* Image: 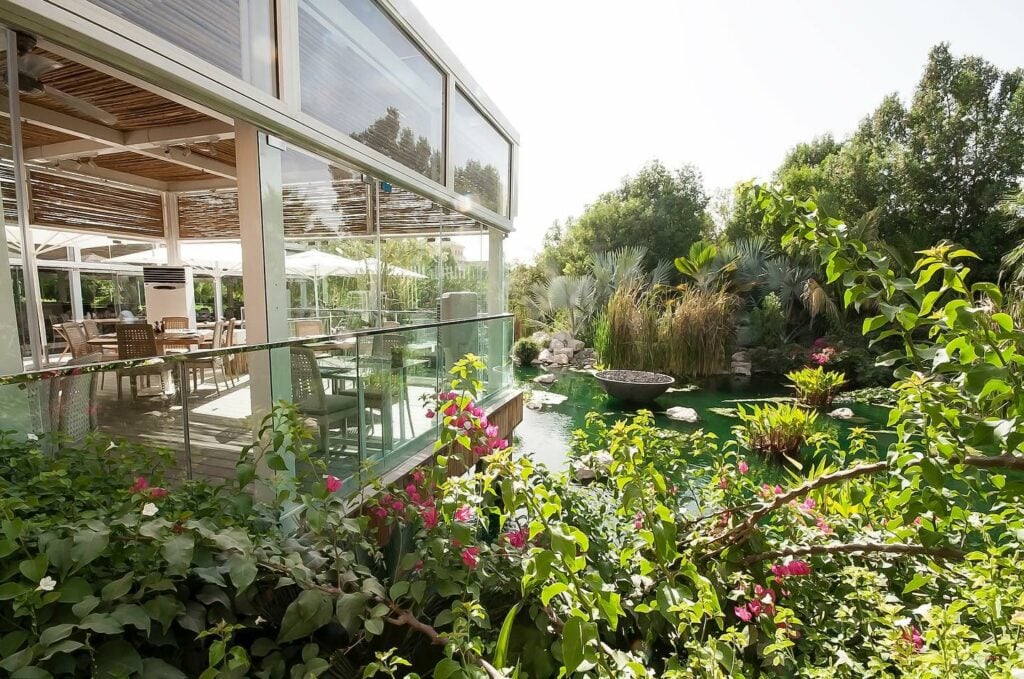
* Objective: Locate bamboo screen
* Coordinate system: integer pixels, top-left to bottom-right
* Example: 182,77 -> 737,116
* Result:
28,169 -> 165,238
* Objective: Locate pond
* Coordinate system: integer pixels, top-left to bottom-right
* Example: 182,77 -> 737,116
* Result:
512,366 -> 893,472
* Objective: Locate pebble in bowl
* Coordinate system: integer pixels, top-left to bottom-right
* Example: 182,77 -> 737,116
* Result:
594,370 -> 674,403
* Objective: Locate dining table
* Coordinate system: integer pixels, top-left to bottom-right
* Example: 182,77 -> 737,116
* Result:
86,329 -> 214,353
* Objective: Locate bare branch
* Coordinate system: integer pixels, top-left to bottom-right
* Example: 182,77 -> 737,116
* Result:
964,454 -> 1024,472
740,541 -> 966,566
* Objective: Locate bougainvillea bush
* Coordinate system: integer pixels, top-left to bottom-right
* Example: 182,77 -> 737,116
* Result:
4,188 -> 1024,677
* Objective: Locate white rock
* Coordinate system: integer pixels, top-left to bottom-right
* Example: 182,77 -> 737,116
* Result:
538,349 -> 553,363
569,339 -> 585,353
553,330 -> 573,344
554,347 -> 575,358
732,361 -> 752,376
665,406 -> 700,423
531,331 -> 551,345
731,350 -> 750,362
550,353 -> 570,366
529,391 -> 568,407
550,338 -> 566,351
829,407 -> 855,420
533,373 -> 557,385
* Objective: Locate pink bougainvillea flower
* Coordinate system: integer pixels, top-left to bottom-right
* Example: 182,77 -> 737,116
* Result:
747,599 -> 762,617
902,626 -> 924,652
774,485 -> 784,495
412,470 -> 425,484
754,584 -> 776,603
443,403 -> 458,417
478,417 -> 489,429
506,526 -> 528,549
391,500 -> 405,513
413,559 -> 424,572
484,424 -> 500,439
373,507 -> 388,520
816,517 -> 833,535
717,510 -> 731,528
738,460 -> 749,474
421,506 -> 439,530
634,512 -> 644,530
771,563 -> 790,581
130,477 -> 149,494
325,475 -> 342,493
800,497 -> 816,511
787,560 -> 812,576
454,505 -> 474,522
149,487 -> 169,499
913,516 -> 923,526
425,409 -> 435,419
734,605 -> 752,622
812,337 -> 828,349
718,476 -> 729,490
460,546 -> 481,569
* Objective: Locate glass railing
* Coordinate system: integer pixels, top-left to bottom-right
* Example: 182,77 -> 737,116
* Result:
0,314 -> 514,490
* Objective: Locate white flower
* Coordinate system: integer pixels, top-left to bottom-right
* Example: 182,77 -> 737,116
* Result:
36,576 -> 56,592
141,502 -> 159,517
254,616 -> 266,625
26,433 -> 38,442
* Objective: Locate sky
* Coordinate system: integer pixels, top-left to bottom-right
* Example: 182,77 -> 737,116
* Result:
413,0 -> 1024,262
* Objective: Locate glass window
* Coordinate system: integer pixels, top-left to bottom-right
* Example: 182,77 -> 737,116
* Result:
452,90 -> 511,216
87,0 -> 277,93
298,0 -> 444,182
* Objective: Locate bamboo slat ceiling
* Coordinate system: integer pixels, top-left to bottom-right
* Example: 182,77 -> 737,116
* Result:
95,152 -> 218,183
0,119 -> 80,148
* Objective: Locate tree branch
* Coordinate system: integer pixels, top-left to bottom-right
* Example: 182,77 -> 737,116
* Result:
740,541 -> 966,566
964,454 -> 1024,472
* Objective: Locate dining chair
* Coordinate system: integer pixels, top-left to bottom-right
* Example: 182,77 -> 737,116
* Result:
183,320 -> 228,395
47,353 -> 103,442
293,319 -> 324,338
61,322 -> 92,359
221,318 -> 238,384
290,346 -> 360,456
115,323 -> 170,401
163,316 -> 191,331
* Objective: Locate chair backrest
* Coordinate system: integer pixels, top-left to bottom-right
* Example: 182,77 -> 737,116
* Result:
116,323 -> 158,359
293,319 -> 324,338
163,316 -> 190,331
223,318 -> 236,347
82,319 -> 101,339
290,347 -> 325,408
371,332 -> 406,362
62,322 -> 91,359
51,353 -> 103,442
211,320 -> 224,350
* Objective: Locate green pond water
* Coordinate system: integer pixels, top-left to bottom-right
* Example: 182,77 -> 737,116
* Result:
512,366 -> 894,471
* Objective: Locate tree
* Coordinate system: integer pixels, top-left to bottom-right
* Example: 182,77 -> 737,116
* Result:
558,161 -> 712,271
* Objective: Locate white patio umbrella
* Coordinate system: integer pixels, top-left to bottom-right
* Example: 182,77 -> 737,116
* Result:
105,242 -> 244,275
284,250 -> 365,315
359,257 -> 426,279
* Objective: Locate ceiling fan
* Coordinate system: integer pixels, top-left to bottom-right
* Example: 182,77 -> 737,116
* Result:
7,32 -> 118,126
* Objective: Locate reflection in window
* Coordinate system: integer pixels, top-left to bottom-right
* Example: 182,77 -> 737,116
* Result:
298,0 -> 443,182
87,0 -> 277,93
452,90 -> 510,216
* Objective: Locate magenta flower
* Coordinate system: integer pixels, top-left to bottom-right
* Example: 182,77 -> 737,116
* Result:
454,505 -> 474,522
718,476 -> 729,490
774,485 -> 783,495
634,512 -> 644,530
325,475 -> 342,493
747,598 -> 762,617
786,560 -> 812,576
738,460 -> 749,474
460,546 -> 481,569
902,626 -> 924,652
506,526 -> 528,549
734,605 -> 752,622
412,470 -> 425,484
816,517 -> 833,535
443,403 -> 458,417
149,487 -> 169,499
754,584 -> 775,602
130,477 -> 149,494
800,497 -> 816,511
426,409 -> 435,419
413,559 -> 424,572
421,506 -> 439,530
485,424 -> 499,438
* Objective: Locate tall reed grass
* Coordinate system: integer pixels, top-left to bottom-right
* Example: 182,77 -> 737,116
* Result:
598,286 -> 737,377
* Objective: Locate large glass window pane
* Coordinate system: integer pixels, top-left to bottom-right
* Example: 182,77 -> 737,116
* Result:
452,90 -> 511,216
298,0 -> 444,182
87,0 -> 277,93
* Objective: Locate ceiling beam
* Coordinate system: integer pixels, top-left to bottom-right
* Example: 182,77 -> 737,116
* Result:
50,159 -> 169,191
167,177 -> 237,192
131,145 -> 235,179
23,119 -> 234,162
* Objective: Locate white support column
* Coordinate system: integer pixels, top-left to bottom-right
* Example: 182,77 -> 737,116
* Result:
69,247 -> 84,321
6,29 -> 45,368
487,228 -> 505,314
213,274 -> 224,321
236,121 -> 289,394
162,192 -> 182,265
275,0 -> 301,109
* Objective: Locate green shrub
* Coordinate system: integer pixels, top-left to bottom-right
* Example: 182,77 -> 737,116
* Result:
737,402 -> 818,461
787,366 -> 847,408
512,338 -> 541,365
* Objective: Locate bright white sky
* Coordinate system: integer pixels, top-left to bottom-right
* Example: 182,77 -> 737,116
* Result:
415,0 -> 1024,262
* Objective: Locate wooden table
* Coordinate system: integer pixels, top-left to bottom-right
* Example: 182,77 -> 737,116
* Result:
87,329 -> 214,353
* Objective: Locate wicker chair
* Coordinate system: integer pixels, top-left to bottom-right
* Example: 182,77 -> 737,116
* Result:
290,346 -> 360,455
59,322 -> 92,359
366,332 -> 415,437
163,316 -> 191,331
293,319 -> 324,338
48,353 -> 103,442
115,323 -> 170,401
183,320 -> 228,395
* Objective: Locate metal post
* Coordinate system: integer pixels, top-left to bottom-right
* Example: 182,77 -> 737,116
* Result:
6,29 -> 46,368
178,362 -> 193,480
162,192 -> 182,265
69,246 -> 84,321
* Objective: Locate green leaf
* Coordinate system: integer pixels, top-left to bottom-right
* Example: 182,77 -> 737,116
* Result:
433,658 -> 464,679
100,573 -> 133,602
161,534 -> 194,573
38,624 -> 76,648
69,529 -> 108,574
78,613 -> 123,635
19,555 -> 48,583
335,592 -> 369,634
561,616 -> 587,675
541,582 -> 568,606
94,639 -> 142,677
363,616 -> 384,636
140,658 -> 187,679
228,554 -> 257,593
278,590 -> 332,643
112,604 -> 151,634
57,577 -> 92,604
903,573 -> 931,594
493,602 -> 521,669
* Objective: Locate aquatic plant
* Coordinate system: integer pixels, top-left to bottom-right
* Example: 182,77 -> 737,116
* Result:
787,365 -> 847,408
738,401 -> 818,460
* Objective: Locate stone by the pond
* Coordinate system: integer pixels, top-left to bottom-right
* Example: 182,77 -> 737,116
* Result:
538,348 -> 552,363
665,406 -> 700,423
828,407 -> 855,420
550,353 -> 570,366
533,373 -> 557,385
708,407 -> 739,418
553,330 -> 573,344
569,339 -> 585,353
550,338 -> 565,351
572,450 -> 613,482
529,391 -> 567,406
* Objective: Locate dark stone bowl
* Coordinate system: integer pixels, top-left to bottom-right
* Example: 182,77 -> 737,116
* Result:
595,370 -> 674,403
